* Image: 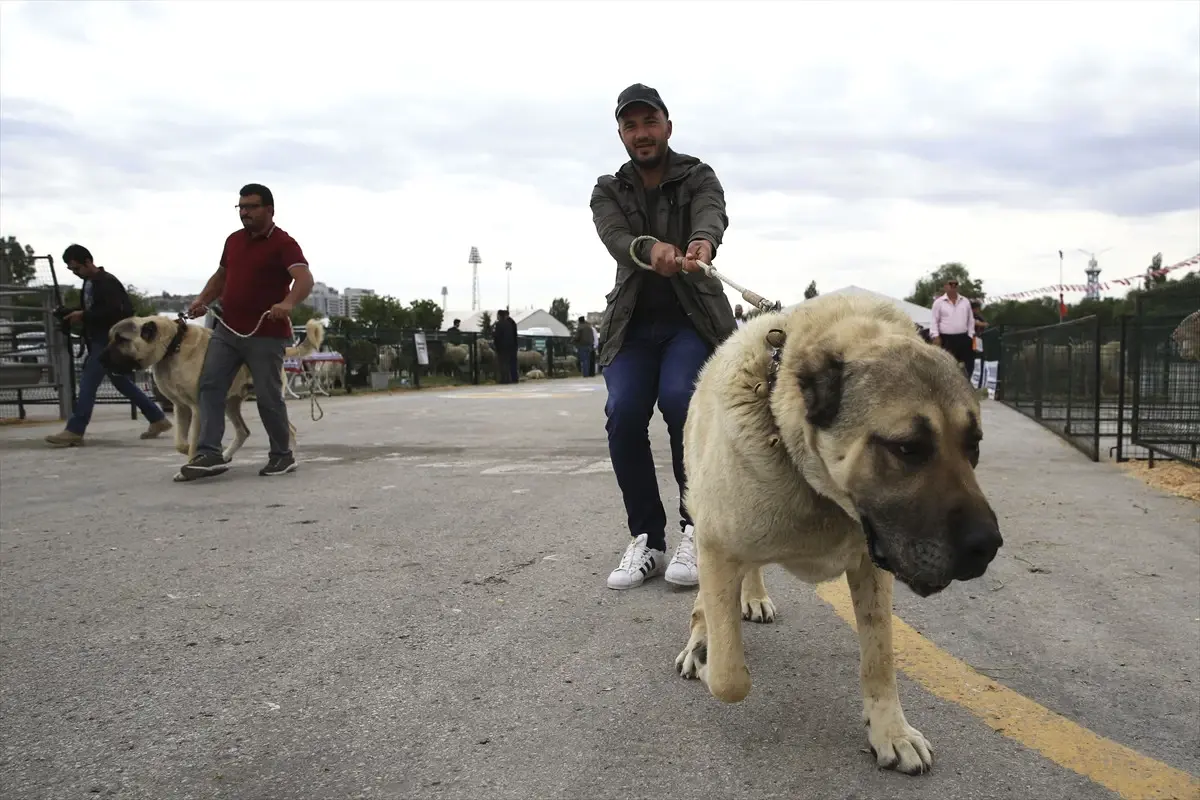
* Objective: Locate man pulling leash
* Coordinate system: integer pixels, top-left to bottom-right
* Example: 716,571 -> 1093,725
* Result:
177,182 -> 315,482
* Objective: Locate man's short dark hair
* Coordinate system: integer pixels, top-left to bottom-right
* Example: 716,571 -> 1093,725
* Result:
453,318 -> 461,325
62,244 -> 93,264
240,183 -> 274,207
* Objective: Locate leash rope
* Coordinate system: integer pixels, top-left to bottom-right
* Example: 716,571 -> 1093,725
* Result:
183,307 -> 325,421
628,235 -> 782,314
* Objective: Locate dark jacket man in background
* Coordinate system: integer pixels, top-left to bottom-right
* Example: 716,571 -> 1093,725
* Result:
44,244 -> 171,447
573,316 -> 596,377
590,83 -> 736,592
492,309 -> 519,383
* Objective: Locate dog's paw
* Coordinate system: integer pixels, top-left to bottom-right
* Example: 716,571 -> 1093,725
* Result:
675,641 -> 707,680
220,450 -> 234,464
175,443 -> 189,455
866,714 -> 934,775
741,595 -> 777,624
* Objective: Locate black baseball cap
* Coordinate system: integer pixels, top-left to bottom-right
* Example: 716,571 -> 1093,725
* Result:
615,83 -> 669,120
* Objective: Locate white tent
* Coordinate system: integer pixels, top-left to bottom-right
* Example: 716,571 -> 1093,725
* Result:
786,285 -> 933,329
442,308 -> 572,337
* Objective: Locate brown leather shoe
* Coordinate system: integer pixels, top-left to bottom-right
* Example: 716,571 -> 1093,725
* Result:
44,430 -> 84,447
140,419 -> 173,439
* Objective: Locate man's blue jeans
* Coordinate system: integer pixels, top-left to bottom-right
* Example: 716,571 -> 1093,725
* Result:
67,337 -> 166,435
577,345 -> 593,377
603,320 -> 712,549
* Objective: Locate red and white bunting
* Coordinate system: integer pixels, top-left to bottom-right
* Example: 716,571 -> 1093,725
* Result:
987,253 -> 1200,303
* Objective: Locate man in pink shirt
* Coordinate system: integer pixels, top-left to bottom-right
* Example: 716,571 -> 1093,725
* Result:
929,278 -> 975,378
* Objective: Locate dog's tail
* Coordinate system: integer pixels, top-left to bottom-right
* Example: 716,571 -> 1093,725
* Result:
286,318 -> 325,358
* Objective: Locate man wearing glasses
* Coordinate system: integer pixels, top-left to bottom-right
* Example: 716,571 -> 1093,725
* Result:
929,278 -> 976,378
179,183 -> 314,481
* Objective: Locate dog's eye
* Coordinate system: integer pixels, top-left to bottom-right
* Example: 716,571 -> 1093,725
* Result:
884,439 -> 930,464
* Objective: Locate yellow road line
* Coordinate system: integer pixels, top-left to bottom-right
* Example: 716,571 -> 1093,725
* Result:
815,580 -> 1200,800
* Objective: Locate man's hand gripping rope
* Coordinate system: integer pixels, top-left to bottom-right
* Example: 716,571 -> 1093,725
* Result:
628,235 -> 782,314
180,305 -> 324,422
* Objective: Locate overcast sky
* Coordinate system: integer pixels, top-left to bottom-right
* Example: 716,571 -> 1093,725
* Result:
1,0 -> 1197,316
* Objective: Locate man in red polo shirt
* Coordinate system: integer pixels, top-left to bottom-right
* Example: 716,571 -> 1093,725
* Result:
178,183 -> 314,481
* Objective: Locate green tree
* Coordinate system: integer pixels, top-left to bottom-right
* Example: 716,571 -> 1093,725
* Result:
124,284 -> 157,316
980,297 -> 1060,328
356,295 -> 412,330
549,297 -> 574,332
290,303 -> 322,325
803,280 -> 819,300
0,236 -> 37,286
479,310 -> 494,338
905,263 -> 985,307
1064,296 -> 1131,327
409,298 -> 444,330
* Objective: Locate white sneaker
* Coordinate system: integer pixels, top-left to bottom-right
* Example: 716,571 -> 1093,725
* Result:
665,524 -> 699,586
607,533 -> 667,590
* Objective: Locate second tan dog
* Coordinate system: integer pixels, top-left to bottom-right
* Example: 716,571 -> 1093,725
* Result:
674,292 -> 1003,776
99,316 -> 324,462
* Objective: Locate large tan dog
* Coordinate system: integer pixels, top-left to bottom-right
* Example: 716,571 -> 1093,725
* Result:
674,292 -> 1002,775
98,316 -> 324,462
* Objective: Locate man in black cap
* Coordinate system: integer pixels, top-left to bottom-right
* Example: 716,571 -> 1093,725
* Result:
590,82 -> 736,592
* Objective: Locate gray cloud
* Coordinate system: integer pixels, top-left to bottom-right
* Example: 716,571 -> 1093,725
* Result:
3,41 -> 1197,226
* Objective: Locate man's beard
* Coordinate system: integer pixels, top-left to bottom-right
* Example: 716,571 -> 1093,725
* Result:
627,142 -> 665,168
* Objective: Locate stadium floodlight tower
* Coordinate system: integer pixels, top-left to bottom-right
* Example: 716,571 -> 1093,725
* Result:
469,246 -> 482,311
505,261 -> 512,310
440,286 -> 448,311
1076,247 -> 1110,302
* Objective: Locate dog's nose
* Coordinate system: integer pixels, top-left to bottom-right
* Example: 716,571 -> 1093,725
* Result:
953,515 -> 1003,581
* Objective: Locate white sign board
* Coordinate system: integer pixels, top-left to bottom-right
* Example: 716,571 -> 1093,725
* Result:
414,331 -> 429,366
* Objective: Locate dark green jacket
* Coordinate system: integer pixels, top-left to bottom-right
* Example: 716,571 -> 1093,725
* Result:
590,148 -> 736,366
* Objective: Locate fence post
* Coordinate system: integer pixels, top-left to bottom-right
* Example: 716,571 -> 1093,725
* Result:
994,326 -> 1006,402
1064,338 -> 1074,436
469,332 -> 479,385
1115,314 -> 1128,462
44,296 -> 74,421
1033,333 -> 1044,420
1129,296 -> 1143,448
1090,316 -> 1102,461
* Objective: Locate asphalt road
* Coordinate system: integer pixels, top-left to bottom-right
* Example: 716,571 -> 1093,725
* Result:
1,379 -> 1197,800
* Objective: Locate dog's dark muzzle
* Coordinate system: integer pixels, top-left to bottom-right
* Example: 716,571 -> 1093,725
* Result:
98,348 -> 139,375
861,516 -> 891,573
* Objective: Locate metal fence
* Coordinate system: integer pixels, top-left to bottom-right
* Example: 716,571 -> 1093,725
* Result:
0,282 -> 74,421
1127,281 -> 1200,466
996,280 -> 1200,465
317,328 -> 586,392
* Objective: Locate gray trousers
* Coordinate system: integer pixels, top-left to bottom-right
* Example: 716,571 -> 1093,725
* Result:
196,326 -> 292,459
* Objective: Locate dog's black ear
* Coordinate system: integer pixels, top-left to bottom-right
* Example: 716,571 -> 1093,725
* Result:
140,321 -> 158,342
796,347 -> 845,429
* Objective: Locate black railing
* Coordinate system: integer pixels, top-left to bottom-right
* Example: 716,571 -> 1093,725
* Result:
323,329 -> 586,392
1128,281 -> 1200,466
996,280 -> 1200,466
997,316 -> 1112,461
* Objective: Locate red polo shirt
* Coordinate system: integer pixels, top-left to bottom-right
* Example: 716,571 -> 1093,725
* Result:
218,224 -> 308,338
